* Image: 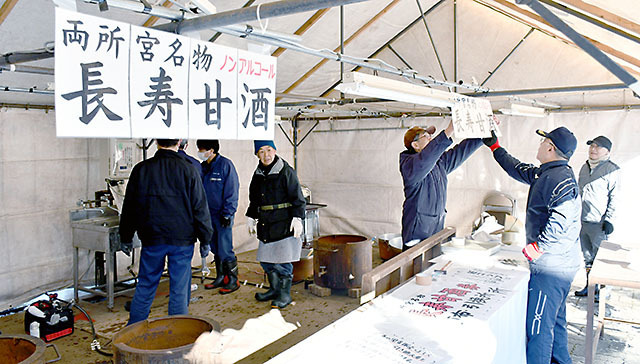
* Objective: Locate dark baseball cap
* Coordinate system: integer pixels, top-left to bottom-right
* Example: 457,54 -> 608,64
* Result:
536,126 -> 577,159
587,135 -> 612,151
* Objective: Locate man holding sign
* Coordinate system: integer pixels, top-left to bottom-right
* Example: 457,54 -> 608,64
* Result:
399,120 -> 483,250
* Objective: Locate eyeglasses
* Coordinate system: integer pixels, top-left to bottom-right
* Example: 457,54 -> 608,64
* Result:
413,133 -> 431,142
540,137 -> 556,148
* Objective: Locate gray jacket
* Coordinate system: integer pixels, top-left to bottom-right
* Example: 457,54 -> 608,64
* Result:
578,159 -> 620,224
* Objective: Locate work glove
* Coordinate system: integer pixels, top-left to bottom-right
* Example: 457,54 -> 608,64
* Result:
602,221 -> 614,235
247,217 -> 257,236
522,242 -> 543,262
121,241 -> 133,257
200,243 -> 211,258
483,130 -> 500,151
220,215 -> 232,228
290,217 -> 304,238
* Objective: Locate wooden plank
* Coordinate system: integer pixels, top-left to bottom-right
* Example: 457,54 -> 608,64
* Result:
271,8 -> 330,58
0,0 -> 19,27
476,0 -> 640,76
279,0 -> 402,99
360,227 -> 455,304
557,0 -> 640,36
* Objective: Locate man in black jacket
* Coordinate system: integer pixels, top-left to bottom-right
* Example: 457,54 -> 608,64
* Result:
120,139 -> 213,325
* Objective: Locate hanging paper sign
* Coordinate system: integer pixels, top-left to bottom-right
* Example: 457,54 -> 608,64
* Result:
236,49 -> 277,140
188,41 -> 238,139
451,96 -> 498,139
55,7 -> 131,138
130,25 -> 189,138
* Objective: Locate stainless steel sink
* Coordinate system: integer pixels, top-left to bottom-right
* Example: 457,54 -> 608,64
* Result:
70,206 -> 135,309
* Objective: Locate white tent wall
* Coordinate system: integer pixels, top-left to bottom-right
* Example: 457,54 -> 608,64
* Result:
0,112 -> 294,309
0,108 -> 109,310
296,109 -> 640,246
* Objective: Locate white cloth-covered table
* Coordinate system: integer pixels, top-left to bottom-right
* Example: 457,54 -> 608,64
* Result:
267,246 -> 529,364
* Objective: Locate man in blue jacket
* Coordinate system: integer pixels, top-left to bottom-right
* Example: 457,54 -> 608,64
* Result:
483,127 -> 581,364
196,139 -> 240,294
400,120 -> 483,249
119,139 -> 213,325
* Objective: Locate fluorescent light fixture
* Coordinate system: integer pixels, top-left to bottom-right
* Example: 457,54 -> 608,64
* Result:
499,103 -> 546,118
336,72 -> 458,108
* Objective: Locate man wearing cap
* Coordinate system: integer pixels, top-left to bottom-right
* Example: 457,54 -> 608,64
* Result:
247,140 -> 306,309
399,120 -> 483,250
574,135 -> 620,299
483,127 -> 581,364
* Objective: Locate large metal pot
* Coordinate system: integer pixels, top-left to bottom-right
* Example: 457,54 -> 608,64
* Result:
0,335 -> 47,364
292,248 -> 314,281
375,233 -> 403,260
313,234 -> 371,290
113,315 -> 220,364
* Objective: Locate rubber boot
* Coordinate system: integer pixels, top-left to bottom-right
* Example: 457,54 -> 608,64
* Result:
575,267 -> 591,296
204,258 -> 225,290
271,276 -> 292,309
255,271 -> 280,301
219,258 -> 240,295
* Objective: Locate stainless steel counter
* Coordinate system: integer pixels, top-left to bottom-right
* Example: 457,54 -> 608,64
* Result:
71,207 -> 136,309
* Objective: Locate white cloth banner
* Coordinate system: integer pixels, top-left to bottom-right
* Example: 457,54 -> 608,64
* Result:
188,40 -> 238,140
130,26 -> 190,138
54,8 -> 277,140
55,7 -> 131,138
236,49 -> 277,140
267,253 -> 529,364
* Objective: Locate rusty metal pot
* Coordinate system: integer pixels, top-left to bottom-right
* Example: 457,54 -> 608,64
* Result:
112,315 -> 220,364
292,248 -> 314,281
0,335 -> 55,364
313,234 -> 371,290
375,233 -> 403,260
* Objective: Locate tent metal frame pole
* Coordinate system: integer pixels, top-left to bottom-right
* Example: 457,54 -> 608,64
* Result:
416,0 -> 447,81
208,0 -> 256,42
339,5 -> 345,96
318,0 -> 450,97
0,65 -> 54,75
453,0 -> 458,90
516,0 -> 640,96
481,28 -> 534,86
466,83 -> 627,97
226,26 -> 484,91
0,50 -> 54,67
386,45 -> 427,85
154,0 -> 372,33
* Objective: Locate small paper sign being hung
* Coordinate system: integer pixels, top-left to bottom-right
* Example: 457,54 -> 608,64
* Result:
54,7 -> 277,140
55,7 -> 131,138
451,97 -> 500,139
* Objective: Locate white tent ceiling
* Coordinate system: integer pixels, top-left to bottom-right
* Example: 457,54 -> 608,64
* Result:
1,0 -> 639,118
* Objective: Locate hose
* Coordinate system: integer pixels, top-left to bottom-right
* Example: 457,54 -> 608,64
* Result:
56,298 -> 113,357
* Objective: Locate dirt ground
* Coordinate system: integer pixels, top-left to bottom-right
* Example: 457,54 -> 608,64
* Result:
0,248 -> 377,363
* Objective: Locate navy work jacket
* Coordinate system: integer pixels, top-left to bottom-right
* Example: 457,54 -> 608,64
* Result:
493,147 -> 581,271
119,149 -> 213,247
201,154 -> 239,218
399,132 -> 482,246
